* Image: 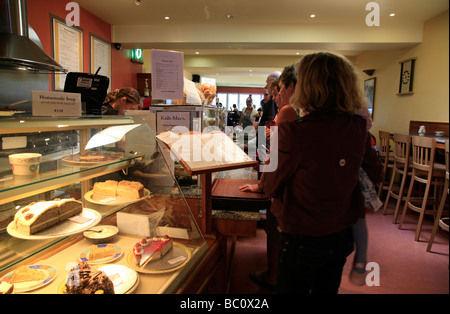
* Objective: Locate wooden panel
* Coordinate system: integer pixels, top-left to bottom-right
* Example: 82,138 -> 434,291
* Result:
213,218 -> 257,237
409,121 -> 449,137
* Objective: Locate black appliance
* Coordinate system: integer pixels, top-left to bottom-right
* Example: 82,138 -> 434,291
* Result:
64,72 -> 109,115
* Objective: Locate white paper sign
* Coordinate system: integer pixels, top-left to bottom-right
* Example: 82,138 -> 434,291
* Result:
151,50 -> 184,100
184,78 -> 202,105
156,111 -> 190,133
31,90 -> 82,116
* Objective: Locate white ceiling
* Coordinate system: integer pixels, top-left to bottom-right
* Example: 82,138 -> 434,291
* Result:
75,0 -> 449,86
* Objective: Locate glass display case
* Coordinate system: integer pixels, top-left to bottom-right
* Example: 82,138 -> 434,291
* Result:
0,115 -> 208,294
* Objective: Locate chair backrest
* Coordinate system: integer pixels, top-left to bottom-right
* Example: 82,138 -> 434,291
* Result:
378,131 -> 391,159
393,133 -> 411,165
411,136 -> 437,173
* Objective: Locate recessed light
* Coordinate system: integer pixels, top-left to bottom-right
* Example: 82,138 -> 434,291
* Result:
389,13 -> 395,17
195,51 -> 200,55
225,14 -> 236,19
310,14 -> 316,18
164,16 -> 170,20
296,52 -> 300,55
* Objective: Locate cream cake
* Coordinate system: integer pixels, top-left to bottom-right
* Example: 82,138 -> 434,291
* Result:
132,235 -> 173,267
13,198 -> 83,235
93,180 -> 144,199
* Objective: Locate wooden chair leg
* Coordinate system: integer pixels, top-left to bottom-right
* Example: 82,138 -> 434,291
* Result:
399,174 -> 415,230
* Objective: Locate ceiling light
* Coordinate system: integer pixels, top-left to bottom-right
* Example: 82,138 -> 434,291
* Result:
225,14 -> 236,19
195,51 -> 200,54
296,52 -> 300,55
310,14 -> 316,18
389,13 -> 396,17
135,0 -> 141,5
164,16 -> 170,20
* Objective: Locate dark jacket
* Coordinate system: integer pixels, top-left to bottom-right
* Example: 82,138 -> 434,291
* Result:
260,110 -> 383,237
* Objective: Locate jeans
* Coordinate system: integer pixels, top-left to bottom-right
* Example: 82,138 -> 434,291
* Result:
277,227 -> 354,294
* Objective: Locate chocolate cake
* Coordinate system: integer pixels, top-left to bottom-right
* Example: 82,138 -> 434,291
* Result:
65,262 -> 114,294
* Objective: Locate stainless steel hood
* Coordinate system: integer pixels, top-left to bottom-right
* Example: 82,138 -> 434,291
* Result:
0,0 -> 67,73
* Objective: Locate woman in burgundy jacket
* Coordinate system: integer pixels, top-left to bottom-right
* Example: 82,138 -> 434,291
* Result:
260,52 -> 383,294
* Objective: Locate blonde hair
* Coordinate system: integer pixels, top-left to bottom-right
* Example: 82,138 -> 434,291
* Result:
291,52 -> 365,114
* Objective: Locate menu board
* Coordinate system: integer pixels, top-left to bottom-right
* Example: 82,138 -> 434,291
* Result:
151,50 -> 184,100
156,131 -> 257,174
90,34 -> 111,90
52,17 -> 83,90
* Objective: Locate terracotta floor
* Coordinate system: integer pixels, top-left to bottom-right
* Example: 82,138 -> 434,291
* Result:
226,202 -> 449,294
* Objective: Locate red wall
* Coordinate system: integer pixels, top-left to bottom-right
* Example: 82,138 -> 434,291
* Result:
27,0 -> 141,90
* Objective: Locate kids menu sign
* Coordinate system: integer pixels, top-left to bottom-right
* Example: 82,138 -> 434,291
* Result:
156,111 -> 190,133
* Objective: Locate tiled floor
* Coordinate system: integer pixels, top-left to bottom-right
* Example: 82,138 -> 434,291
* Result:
227,203 -> 449,294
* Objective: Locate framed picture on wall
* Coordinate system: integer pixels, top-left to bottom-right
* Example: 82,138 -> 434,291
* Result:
364,77 -> 376,120
398,58 -> 416,95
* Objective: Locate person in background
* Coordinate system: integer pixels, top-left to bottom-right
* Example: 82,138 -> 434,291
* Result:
240,96 -> 259,130
257,71 -> 281,128
240,65 -> 300,291
260,51 -> 382,294
113,87 -> 141,115
102,89 -> 119,115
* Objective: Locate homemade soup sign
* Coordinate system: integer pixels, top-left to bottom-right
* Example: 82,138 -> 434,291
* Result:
32,90 -> 82,116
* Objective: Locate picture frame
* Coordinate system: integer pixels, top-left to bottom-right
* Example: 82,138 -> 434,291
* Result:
398,58 -> 416,95
50,14 -> 83,91
364,77 -> 376,120
89,33 -> 112,92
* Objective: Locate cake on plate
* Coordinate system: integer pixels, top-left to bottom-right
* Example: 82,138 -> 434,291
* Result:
93,180 -> 144,199
12,198 -> 83,235
65,262 -> 114,294
0,281 -> 14,294
132,235 -> 173,267
10,265 -> 47,283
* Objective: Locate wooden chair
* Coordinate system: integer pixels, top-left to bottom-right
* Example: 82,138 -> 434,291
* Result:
427,141 -> 449,252
399,136 -> 446,241
382,133 -> 412,224
378,131 -> 395,198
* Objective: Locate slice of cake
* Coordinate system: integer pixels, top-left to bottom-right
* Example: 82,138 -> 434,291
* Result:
117,181 -> 144,199
0,281 -> 14,294
93,180 -> 118,197
66,262 -> 114,294
88,246 -> 117,261
132,235 -> 173,267
11,265 -> 47,283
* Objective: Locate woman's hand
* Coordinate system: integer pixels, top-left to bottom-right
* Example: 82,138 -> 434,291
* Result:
239,184 -> 262,193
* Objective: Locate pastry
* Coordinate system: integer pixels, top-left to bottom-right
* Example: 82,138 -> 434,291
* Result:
10,265 -> 47,283
93,180 -> 118,197
132,235 -> 173,267
13,198 -> 83,235
116,181 -> 144,199
88,246 -> 116,261
65,262 -> 114,294
0,281 -> 14,294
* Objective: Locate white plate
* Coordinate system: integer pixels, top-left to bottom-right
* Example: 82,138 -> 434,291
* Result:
84,188 -> 151,206
6,208 -> 101,240
0,264 -> 57,293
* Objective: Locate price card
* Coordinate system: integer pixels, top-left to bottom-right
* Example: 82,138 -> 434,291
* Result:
32,90 -> 82,116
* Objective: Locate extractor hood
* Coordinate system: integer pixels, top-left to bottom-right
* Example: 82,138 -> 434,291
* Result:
0,0 -> 67,73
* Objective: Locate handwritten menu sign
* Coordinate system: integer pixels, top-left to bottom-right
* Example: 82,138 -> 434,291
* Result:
151,50 -> 184,100
52,18 -> 83,90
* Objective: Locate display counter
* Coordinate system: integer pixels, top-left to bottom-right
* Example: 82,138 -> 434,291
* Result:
0,115 -> 216,294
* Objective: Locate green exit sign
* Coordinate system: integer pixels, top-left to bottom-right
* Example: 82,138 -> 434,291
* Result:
131,49 -> 144,64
